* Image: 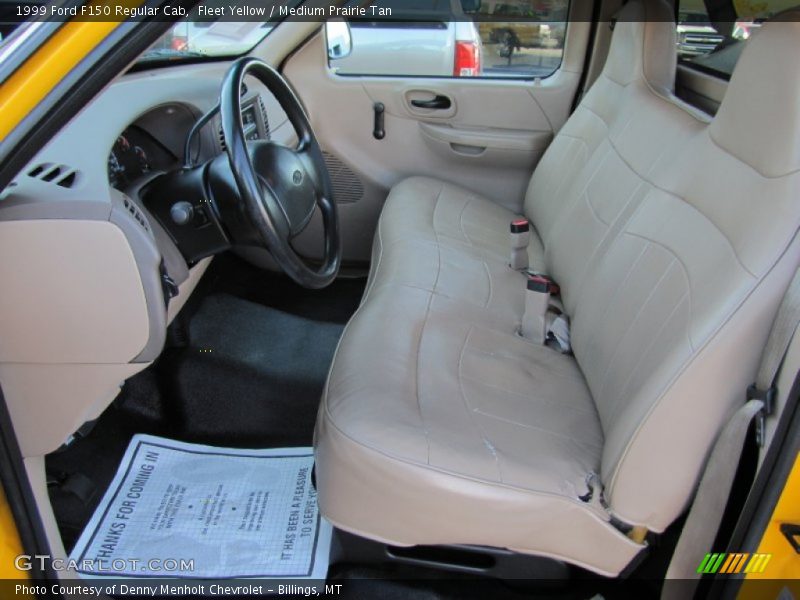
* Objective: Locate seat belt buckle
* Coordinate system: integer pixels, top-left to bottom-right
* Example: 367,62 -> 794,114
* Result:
521,274 -> 556,343
527,274 -> 560,295
509,219 -> 530,271
747,383 -> 776,447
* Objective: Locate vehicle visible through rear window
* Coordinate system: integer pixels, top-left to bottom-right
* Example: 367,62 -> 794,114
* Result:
676,0 -> 795,77
327,0 -> 569,79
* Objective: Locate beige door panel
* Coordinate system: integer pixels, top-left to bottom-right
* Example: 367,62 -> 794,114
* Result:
283,21 -> 589,263
419,121 -> 553,166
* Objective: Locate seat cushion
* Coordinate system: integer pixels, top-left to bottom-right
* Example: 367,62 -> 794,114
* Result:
365,176 -> 544,313
377,176 -> 544,261
325,284 -> 601,491
315,283 -> 643,575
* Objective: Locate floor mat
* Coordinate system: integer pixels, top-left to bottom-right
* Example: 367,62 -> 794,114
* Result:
206,253 -> 366,325
69,434 -> 331,579
163,293 -> 345,447
48,287 -> 354,551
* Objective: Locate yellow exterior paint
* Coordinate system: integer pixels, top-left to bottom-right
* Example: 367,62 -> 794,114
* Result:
0,484 -> 25,579
738,452 -> 800,599
746,452 -> 800,580
0,2 -> 143,585
0,21 -> 116,140
0,0 -> 148,141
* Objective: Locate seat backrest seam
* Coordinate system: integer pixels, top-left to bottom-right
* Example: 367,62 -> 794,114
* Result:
603,226 -> 800,522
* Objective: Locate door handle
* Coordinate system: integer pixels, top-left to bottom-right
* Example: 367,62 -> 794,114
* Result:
410,95 -> 452,110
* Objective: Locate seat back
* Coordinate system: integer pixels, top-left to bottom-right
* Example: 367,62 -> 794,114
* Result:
523,0 -> 678,260
569,17 -> 800,530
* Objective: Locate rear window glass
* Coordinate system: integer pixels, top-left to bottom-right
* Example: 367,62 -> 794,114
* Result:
327,0 -> 570,80
676,0 -> 796,78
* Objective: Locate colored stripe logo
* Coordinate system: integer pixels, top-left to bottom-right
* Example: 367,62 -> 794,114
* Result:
696,553 -> 772,574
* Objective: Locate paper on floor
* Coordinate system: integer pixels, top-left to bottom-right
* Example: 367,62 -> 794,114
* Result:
69,434 -> 331,579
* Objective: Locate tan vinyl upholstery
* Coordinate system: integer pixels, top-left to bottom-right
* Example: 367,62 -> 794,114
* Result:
314,0 -> 800,576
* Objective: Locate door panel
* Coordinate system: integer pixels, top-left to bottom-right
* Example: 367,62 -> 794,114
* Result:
404,90 -> 457,117
418,121 -> 553,164
282,21 -> 590,264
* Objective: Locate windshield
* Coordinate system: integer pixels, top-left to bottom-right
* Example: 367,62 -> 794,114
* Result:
139,0 -> 299,63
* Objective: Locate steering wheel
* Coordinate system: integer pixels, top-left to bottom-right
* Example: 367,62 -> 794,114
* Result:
220,57 -> 340,289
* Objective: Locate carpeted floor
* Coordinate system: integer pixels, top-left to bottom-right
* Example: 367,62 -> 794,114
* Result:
46,254 -> 365,551
160,292 -> 346,448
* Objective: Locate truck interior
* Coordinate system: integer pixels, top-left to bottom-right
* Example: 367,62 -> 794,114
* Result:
0,0 -> 798,597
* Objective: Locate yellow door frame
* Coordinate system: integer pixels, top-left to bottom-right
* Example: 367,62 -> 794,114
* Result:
0,1 -> 144,576
745,451 -> 800,580
0,484 -> 25,579
0,1 -> 146,141
737,451 -> 800,598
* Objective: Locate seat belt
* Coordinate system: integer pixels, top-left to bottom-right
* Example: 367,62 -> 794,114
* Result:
661,400 -> 763,599
521,274 -> 557,344
511,218 -> 571,352
662,265 -> 800,598
520,274 -> 572,352
749,263 -> 800,444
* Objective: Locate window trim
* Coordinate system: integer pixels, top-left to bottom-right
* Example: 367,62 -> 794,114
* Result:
676,58 -> 733,82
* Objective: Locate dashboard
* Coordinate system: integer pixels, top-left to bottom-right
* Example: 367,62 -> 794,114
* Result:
2,60 -> 293,371
106,92 -> 272,193
0,58 -> 296,469
108,127 -> 172,190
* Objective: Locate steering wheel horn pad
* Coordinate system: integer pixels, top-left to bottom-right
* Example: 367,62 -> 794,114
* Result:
250,142 -> 316,236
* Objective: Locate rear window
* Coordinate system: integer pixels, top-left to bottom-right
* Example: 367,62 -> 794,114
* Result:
327,0 -> 570,80
676,0 -> 795,78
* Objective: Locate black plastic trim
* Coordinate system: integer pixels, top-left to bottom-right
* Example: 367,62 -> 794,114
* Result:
677,58 -> 733,82
125,53 -> 230,74
570,0 -> 602,113
779,523 -> 800,554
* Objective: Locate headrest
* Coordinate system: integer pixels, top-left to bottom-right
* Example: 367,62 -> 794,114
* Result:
709,12 -> 800,178
603,0 -> 678,97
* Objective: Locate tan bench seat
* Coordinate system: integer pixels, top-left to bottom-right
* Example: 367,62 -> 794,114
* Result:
314,0 -> 800,576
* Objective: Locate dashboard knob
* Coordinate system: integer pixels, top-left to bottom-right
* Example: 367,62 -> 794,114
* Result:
170,201 -> 194,226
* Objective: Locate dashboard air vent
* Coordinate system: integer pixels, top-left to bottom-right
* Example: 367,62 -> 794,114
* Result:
218,125 -> 227,152
27,163 -> 79,188
259,97 -> 271,140
217,98 -> 270,150
323,152 -> 364,204
122,195 -> 151,233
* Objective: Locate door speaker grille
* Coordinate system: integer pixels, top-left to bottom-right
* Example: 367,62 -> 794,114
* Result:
323,152 -> 363,204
